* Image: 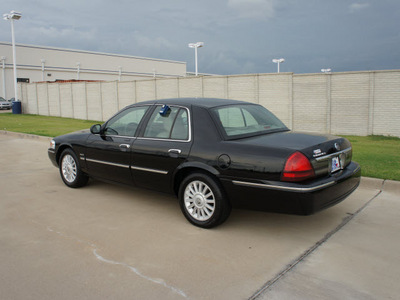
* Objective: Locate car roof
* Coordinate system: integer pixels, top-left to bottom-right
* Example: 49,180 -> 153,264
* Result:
132,98 -> 256,109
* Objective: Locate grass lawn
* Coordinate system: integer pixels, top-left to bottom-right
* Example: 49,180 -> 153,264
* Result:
0,113 -> 100,137
344,135 -> 400,181
1,113 -> 399,181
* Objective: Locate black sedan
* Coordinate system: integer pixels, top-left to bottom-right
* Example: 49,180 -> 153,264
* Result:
48,98 -> 361,228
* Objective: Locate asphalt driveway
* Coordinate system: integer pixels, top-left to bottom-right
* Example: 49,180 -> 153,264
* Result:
0,131 -> 399,299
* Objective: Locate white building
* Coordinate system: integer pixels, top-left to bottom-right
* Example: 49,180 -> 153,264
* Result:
0,42 -> 187,100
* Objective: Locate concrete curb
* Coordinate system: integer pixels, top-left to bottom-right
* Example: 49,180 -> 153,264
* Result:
383,179 -> 400,194
0,130 -> 53,142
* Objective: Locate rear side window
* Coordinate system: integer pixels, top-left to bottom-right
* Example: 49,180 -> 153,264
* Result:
212,104 -> 287,138
144,105 -> 189,140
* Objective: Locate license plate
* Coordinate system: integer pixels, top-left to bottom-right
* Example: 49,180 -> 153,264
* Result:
331,156 -> 341,173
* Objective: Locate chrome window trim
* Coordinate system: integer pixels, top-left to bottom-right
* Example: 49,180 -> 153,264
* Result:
100,134 -> 137,139
137,137 -> 191,143
85,158 -> 130,169
315,147 -> 352,162
93,104 -> 192,141
130,165 -> 168,175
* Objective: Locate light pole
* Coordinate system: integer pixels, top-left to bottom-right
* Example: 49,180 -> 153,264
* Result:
1,56 -> 6,98
272,58 -> 285,73
3,10 -> 22,103
321,68 -> 332,73
41,59 -> 46,81
76,62 -> 81,80
188,42 -> 204,76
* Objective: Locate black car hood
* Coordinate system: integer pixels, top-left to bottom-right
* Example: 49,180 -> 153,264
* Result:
54,129 -> 91,142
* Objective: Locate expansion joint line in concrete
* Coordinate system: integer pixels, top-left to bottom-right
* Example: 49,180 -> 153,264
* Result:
248,180 -> 386,300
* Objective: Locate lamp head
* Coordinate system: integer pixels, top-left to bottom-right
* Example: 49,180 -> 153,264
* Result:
272,58 -> 285,63
188,42 -> 204,48
3,11 -> 22,20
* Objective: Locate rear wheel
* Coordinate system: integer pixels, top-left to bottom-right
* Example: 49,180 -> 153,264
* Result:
59,148 -> 88,188
179,173 -> 231,228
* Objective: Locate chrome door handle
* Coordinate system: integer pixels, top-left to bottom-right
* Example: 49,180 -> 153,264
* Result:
168,149 -> 181,158
119,144 -> 131,151
168,149 -> 181,154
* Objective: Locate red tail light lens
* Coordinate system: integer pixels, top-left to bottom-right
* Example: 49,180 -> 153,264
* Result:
282,151 -> 315,182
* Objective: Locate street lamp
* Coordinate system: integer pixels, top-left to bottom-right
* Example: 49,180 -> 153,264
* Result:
3,10 -> 22,105
272,58 -> 285,73
188,42 -> 204,76
1,57 -> 6,98
321,68 -> 332,73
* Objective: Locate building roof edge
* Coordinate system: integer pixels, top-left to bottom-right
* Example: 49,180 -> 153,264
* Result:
0,41 -> 186,65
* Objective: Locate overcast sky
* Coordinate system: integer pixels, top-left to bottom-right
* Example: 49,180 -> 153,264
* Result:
1,0 -> 399,75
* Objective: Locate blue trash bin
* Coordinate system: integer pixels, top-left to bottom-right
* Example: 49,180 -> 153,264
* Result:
12,101 -> 22,114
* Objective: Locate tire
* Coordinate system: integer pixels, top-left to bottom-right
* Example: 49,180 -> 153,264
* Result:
59,148 -> 89,188
179,173 -> 231,228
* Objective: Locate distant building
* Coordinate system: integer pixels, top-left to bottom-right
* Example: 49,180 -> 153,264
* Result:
0,42 -> 187,100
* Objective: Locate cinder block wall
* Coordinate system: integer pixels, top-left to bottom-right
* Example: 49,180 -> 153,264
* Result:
19,70 -> 400,137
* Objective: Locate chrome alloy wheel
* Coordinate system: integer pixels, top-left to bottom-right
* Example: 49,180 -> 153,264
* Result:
61,154 -> 77,183
184,180 -> 216,221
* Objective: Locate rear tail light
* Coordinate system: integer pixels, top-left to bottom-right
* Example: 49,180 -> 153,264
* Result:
282,151 -> 315,182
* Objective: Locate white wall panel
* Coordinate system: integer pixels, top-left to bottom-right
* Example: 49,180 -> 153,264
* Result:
156,78 -> 179,99
101,82 -> 119,121
71,83 -> 87,120
86,82 -> 102,121
48,84 -> 61,117
118,81 -> 136,110
59,84 -> 73,118
36,83 -> 49,116
259,74 -> 292,127
136,80 -> 156,102
293,74 -> 328,133
331,73 -> 370,136
178,77 -> 202,98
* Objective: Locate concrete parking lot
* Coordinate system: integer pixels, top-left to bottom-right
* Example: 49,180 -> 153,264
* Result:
0,131 -> 399,300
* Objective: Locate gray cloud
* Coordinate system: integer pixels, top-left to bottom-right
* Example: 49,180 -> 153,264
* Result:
1,0 -> 399,75
349,2 -> 371,13
227,0 -> 276,20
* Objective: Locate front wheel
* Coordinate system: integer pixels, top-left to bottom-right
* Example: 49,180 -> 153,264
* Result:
179,173 -> 231,228
59,148 -> 89,188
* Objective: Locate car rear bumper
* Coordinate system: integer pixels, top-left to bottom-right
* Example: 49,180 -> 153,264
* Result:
222,162 -> 361,215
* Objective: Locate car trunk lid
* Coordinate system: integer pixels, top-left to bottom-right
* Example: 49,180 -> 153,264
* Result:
243,131 -> 353,179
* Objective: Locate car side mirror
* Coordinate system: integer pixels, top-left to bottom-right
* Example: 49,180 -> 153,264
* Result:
90,124 -> 102,134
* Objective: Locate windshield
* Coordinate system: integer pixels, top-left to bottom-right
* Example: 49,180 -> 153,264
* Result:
212,104 -> 288,139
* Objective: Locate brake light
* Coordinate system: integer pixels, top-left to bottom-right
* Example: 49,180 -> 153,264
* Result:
282,151 -> 315,182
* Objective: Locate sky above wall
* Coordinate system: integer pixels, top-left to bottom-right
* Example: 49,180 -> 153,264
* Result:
1,0 -> 399,75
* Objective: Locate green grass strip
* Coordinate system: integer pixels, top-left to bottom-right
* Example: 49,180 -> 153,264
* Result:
344,135 -> 400,181
0,113 -> 100,137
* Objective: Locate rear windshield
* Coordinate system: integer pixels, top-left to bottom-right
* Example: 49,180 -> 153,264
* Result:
212,104 -> 288,139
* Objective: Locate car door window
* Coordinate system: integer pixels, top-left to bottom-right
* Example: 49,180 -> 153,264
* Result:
171,109 -> 189,140
104,106 -> 148,137
144,105 -> 189,140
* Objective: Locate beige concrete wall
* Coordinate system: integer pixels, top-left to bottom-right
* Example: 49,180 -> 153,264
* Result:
19,70 -> 400,137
